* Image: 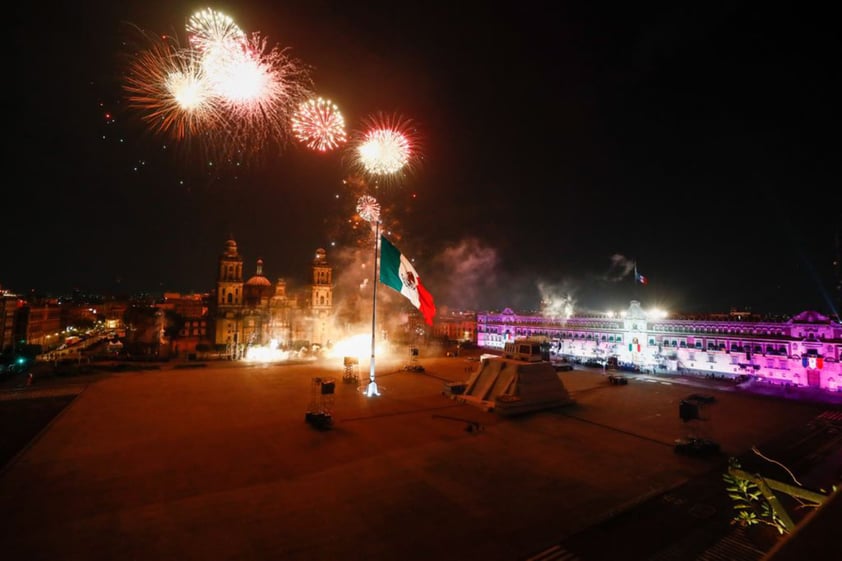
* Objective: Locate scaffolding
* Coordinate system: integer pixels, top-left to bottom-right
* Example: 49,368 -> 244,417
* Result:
342,356 -> 359,384
305,377 -> 335,429
403,346 -> 424,372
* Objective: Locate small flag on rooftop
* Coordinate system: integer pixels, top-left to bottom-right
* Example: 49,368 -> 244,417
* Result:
634,264 -> 648,285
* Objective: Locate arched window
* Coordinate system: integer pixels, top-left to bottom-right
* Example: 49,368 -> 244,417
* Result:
227,292 -> 233,304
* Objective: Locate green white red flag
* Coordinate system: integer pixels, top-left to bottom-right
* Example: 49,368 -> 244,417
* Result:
379,235 -> 436,325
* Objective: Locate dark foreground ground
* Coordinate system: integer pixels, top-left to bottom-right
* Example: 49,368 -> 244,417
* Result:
1,356 -> 840,561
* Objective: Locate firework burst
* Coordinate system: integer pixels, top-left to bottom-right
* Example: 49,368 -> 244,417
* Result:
356,195 -> 381,223
121,11 -> 313,167
123,32 -> 225,140
325,175 -> 408,252
349,113 -> 421,182
186,8 -> 245,54
292,97 -> 347,152
208,32 -> 312,149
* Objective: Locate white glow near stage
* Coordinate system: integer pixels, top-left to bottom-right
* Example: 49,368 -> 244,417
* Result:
326,333 -> 393,366
244,339 -> 294,363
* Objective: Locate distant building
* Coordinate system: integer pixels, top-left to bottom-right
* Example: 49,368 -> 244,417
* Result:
478,301 -> 842,392
0,287 -> 22,354
160,292 -> 211,357
210,238 -> 334,358
431,308 -> 477,344
21,301 -> 63,350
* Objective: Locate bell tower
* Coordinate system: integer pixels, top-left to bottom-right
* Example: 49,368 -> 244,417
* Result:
215,238 -> 244,349
311,248 -> 333,346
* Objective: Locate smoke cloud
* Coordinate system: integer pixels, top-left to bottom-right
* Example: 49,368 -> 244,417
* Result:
605,254 -> 636,282
426,237 -> 500,310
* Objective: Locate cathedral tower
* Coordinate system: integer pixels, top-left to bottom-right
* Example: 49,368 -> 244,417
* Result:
311,248 -> 333,346
214,238 -> 244,349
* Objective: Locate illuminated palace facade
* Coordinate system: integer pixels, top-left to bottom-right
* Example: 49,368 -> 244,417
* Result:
211,238 -> 334,357
477,301 -> 842,392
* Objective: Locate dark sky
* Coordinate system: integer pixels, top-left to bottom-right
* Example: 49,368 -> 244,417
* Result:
8,1 -> 841,316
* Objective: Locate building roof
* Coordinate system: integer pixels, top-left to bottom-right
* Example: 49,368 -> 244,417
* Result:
246,258 -> 272,287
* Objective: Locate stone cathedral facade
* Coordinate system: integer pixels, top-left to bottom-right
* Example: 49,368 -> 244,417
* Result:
211,238 -> 334,357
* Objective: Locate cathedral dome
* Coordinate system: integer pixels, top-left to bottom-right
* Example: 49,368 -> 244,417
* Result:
246,258 -> 272,287
246,276 -> 272,287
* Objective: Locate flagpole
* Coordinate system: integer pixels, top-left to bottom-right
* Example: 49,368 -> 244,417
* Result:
366,220 -> 381,397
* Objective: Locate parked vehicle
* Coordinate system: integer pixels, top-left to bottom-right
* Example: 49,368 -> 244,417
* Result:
607,374 -> 628,385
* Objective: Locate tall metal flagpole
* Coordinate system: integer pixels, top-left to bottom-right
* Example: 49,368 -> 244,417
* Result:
366,220 -> 381,397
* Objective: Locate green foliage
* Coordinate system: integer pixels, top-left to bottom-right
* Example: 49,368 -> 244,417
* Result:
723,461 -> 788,535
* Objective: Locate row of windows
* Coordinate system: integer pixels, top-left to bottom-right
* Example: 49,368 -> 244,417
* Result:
477,325 -> 837,346
479,318 -> 838,340
480,330 -> 792,352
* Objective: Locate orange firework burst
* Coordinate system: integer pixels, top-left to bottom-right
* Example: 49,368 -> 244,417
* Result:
122,32 -> 226,140
120,10 -> 314,167
292,97 -> 347,152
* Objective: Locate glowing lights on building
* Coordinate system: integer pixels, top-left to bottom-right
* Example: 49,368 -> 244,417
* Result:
477,303 -> 842,392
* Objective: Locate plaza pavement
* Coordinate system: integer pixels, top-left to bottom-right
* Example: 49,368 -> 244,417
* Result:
0,356 -> 837,561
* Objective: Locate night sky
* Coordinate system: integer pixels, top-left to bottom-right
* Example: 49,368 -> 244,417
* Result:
9,1 -> 841,317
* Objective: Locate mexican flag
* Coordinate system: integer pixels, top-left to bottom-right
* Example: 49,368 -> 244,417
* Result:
380,235 -> 436,325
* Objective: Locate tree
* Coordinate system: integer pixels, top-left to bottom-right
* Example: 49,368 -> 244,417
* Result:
122,305 -> 163,356
163,310 -> 185,342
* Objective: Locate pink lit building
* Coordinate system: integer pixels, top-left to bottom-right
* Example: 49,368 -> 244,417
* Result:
477,301 -> 842,392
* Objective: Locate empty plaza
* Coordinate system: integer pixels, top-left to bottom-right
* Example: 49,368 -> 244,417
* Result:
0,356 -> 837,560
